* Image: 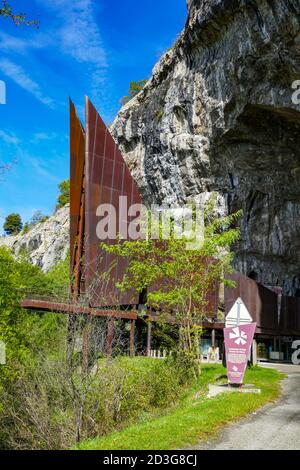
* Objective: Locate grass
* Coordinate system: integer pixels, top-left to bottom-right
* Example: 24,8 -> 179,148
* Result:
77,363 -> 284,450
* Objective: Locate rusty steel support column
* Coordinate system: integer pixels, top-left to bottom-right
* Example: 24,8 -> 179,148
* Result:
211,328 -> 216,348
147,321 -> 152,357
130,320 -> 136,357
107,318 -> 115,356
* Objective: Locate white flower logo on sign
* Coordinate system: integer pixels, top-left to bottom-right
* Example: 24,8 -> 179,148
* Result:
229,327 -> 248,345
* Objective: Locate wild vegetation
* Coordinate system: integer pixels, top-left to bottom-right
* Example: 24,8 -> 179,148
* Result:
78,365 -> 283,450
0,246 -> 284,450
56,179 -> 70,211
102,208 -> 241,377
3,212 -> 23,235
0,247 -> 194,449
120,79 -> 147,106
0,206 -> 282,451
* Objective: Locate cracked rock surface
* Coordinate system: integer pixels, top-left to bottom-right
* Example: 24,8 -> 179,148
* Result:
0,205 -> 69,272
111,0 -> 300,294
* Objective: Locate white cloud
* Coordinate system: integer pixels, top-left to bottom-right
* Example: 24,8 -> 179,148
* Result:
0,130 -> 20,146
28,156 -> 60,182
38,0 -> 107,82
0,59 -> 55,107
0,1 -> 108,111
0,31 -> 49,54
30,132 -> 57,144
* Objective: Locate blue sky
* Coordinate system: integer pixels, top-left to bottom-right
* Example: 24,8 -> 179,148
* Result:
0,0 -> 186,232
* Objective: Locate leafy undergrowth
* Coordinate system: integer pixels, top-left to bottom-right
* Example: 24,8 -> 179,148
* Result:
77,364 -> 284,450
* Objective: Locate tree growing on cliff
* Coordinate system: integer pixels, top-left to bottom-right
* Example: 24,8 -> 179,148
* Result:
120,79 -> 147,106
56,179 -> 70,210
0,0 -> 39,27
3,213 -> 23,235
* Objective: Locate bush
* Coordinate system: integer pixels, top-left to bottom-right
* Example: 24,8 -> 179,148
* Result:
0,355 -> 189,450
120,79 -> 147,106
56,179 -> 70,210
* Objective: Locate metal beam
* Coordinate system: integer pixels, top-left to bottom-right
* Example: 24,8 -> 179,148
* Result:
21,299 -> 138,320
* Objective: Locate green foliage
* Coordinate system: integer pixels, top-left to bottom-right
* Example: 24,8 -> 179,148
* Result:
78,365 -> 283,450
120,79 -> 147,106
102,209 -> 242,377
44,253 -> 70,298
0,0 -> 39,27
21,222 -> 30,235
156,110 -> 164,121
129,79 -> 147,97
56,179 -> 70,210
3,212 -> 22,235
0,247 -> 65,388
151,322 -> 178,351
0,355 -> 188,450
0,249 -> 193,450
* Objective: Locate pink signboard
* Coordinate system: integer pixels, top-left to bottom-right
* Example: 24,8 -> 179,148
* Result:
223,322 -> 256,385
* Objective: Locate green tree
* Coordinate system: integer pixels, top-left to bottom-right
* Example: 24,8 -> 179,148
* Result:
0,247 -> 53,382
0,0 -> 39,27
120,79 -> 147,106
56,179 -> 70,210
102,209 -> 241,377
3,213 -> 23,235
21,223 -> 30,235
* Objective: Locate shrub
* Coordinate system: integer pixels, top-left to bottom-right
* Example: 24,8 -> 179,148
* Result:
56,179 -> 70,210
0,355 -> 189,450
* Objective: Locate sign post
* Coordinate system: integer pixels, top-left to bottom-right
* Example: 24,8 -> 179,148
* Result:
224,298 -> 256,386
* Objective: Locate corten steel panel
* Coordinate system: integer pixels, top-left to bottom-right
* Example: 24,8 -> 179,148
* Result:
85,97 -> 142,307
148,257 -> 219,319
70,99 -> 85,285
225,273 -> 279,335
279,296 -> 300,336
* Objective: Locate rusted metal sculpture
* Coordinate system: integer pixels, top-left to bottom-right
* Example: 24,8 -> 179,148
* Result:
84,97 -> 142,307
70,99 -> 86,297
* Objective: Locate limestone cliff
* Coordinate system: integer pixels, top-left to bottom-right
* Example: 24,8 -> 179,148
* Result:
111,0 -> 300,295
0,205 -> 69,271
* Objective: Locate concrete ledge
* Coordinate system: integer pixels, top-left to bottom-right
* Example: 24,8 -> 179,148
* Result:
208,383 -> 261,398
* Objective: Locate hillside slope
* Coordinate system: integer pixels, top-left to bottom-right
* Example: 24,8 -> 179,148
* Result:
0,205 -> 69,271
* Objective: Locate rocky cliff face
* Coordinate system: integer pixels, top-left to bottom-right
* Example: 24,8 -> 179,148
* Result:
111,0 -> 300,295
0,205 -> 69,271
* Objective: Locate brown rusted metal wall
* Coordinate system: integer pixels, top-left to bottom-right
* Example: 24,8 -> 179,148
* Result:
225,273 -> 279,335
279,296 -> 300,336
70,99 -> 85,293
84,97 -> 142,307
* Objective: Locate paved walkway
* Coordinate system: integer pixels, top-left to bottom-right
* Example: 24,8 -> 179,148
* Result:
195,363 -> 300,450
